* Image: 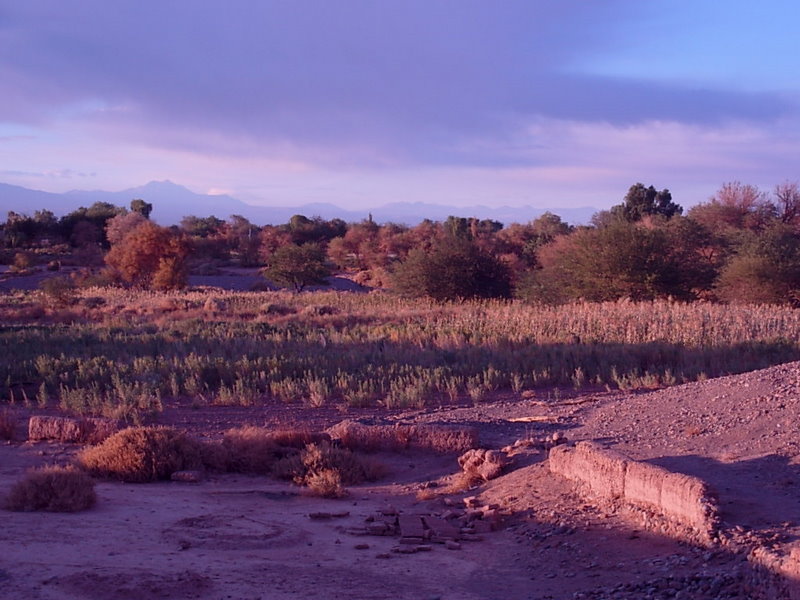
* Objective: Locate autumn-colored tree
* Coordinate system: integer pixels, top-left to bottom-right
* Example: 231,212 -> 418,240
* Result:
105,212 -> 148,245
105,221 -> 190,290
688,182 -> 776,234
259,225 -> 293,262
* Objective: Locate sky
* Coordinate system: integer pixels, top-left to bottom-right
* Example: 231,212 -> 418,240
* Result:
1,1 -> 799,213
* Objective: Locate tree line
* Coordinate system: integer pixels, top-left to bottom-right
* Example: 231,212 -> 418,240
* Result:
3,181 -> 800,305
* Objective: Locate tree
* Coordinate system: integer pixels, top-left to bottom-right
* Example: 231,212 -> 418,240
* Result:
59,202 -> 125,247
130,199 -> 153,219
392,237 -> 511,301
180,215 -> 225,238
774,181 -> 800,226
715,222 -> 800,304
263,243 -> 331,292
611,183 -> 682,222
689,182 -> 776,234
105,221 -> 190,290
524,219 -> 709,303
105,212 -> 148,245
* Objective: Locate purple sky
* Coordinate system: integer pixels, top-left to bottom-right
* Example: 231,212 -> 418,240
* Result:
1,1 -> 799,212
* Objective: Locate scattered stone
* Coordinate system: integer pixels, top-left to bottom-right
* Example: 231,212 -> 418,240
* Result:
463,496 -> 481,508
445,541 -> 462,550
171,470 -> 203,483
354,544 -> 370,550
398,515 -> 426,538
308,511 -> 350,520
423,516 -> 460,541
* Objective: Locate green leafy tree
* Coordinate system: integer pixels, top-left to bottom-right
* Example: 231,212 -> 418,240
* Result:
611,183 -> 682,222
130,199 -> 153,219
392,237 -> 511,301
263,243 -> 331,292
716,223 -> 800,304
523,219 -> 710,303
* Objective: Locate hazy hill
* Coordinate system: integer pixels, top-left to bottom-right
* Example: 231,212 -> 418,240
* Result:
0,180 -> 596,226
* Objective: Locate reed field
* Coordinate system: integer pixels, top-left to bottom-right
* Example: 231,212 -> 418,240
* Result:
2,288 -> 799,422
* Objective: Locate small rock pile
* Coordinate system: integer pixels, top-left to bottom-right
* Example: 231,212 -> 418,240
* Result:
458,448 -> 510,481
346,498 -> 505,555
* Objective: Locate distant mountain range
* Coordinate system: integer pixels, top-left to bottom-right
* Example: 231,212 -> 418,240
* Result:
0,180 -> 597,226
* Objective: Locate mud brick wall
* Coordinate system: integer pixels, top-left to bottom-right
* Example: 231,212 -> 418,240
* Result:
549,441 -> 718,538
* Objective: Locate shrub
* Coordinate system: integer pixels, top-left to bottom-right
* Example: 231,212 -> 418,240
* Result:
4,466 -> 96,512
304,468 -> 345,498
272,441 -> 385,489
222,426 -> 279,474
77,426 -> 206,482
0,410 -> 16,441
10,252 -> 34,273
221,427 -> 331,474
258,303 -> 296,316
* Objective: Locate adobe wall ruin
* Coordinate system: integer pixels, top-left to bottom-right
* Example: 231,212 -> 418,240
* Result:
549,441 -> 719,542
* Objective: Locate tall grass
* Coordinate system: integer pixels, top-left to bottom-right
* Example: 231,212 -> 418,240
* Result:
3,289 -> 800,419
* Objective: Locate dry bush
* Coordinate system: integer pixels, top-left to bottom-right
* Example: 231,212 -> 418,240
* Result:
28,416 -> 119,444
222,427 -> 332,474
272,442 -> 385,489
0,410 -> 17,440
443,472 -> 484,493
4,466 -> 96,512
301,305 -> 338,316
222,426 -> 280,474
269,429 -> 331,448
327,420 -> 478,454
81,418 -> 121,444
258,303 -> 296,316
78,426 -> 207,483
204,297 -> 226,313
304,469 -> 346,498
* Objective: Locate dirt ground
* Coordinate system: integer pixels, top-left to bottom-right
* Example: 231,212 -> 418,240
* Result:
3,361 -> 800,599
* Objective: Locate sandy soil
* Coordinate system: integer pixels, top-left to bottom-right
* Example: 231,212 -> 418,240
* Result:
3,362 -> 800,599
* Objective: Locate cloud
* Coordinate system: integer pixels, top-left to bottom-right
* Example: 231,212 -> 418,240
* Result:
0,1 -> 795,170
0,168 -> 96,179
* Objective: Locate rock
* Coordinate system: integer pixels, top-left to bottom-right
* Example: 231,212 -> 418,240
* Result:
171,470 -> 203,483
398,515 -> 426,538
458,448 -> 510,481
308,511 -> 350,520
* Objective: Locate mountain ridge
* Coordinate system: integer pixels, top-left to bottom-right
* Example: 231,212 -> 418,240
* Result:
1,180 -> 597,226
